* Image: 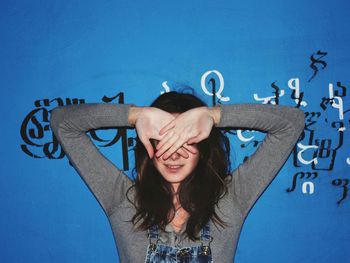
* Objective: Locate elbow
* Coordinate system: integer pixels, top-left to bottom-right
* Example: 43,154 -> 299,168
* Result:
50,106 -> 65,135
293,107 -> 305,135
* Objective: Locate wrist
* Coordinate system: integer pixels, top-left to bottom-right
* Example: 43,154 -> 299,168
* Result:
209,106 -> 221,126
128,106 -> 142,126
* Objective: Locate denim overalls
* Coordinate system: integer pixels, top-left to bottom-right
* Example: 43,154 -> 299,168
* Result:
144,223 -> 213,263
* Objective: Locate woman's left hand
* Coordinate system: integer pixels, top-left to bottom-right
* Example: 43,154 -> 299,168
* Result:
155,107 -> 217,160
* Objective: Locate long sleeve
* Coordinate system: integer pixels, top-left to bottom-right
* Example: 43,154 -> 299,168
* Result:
50,103 -> 134,216
217,104 -> 305,217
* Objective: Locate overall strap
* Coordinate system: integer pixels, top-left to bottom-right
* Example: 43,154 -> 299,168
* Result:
147,224 -> 159,245
200,222 -> 213,246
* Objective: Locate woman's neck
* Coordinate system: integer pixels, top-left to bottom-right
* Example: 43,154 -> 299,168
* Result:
171,182 -> 180,194
172,192 -> 180,208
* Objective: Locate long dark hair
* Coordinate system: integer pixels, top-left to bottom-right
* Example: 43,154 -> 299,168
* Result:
127,90 -> 232,240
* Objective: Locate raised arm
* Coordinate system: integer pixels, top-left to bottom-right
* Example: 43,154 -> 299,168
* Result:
50,103 -> 134,216
217,104 -> 305,217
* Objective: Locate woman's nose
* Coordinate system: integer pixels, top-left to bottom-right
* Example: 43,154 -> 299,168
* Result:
169,151 -> 180,160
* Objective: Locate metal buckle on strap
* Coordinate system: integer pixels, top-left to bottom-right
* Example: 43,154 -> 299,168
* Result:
201,235 -> 213,247
148,243 -> 157,252
177,247 -> 190,257
200,245 -> 211,256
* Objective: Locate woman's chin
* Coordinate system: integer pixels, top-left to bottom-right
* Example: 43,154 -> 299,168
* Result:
160,171 -> 188,185
163,175 -> 186,184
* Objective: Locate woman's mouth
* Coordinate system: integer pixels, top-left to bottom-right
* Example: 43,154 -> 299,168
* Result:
164,164 -> 184,173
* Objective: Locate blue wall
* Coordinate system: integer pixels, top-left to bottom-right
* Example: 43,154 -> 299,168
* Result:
1,0 -> 349,262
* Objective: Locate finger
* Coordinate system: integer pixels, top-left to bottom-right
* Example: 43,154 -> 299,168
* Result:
177,147 -> 189,159
156,130 -> 174,151
187,132 -> 203,145
141,138 -> 154,159
182,143 -> 198,154
162,139 -> 186,160
159,120 -> 176,136
152,130 -> 168,141
156,134 -> 179,158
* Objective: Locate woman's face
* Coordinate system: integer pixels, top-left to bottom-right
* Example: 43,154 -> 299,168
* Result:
152,142 -> 199,191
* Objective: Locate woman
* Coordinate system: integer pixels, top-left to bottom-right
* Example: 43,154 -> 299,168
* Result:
50,90 -> 305,263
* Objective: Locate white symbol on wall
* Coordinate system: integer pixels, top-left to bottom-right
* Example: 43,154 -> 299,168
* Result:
288,78 -> 307,107
237,130 -> 255,142
346,158 -> 350,165
201,70 -> 230,102
297,143 -> 319,165
253,90 -> 285,104
329,83 -> 345,123
302,182 -> 315,194
161,81 -> 171,94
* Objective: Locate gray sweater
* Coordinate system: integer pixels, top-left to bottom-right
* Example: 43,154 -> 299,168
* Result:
50,103 -> 305,263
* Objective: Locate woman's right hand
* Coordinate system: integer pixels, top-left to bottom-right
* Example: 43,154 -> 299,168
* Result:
155,106 -> 220,159
131,107 -> 196,159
